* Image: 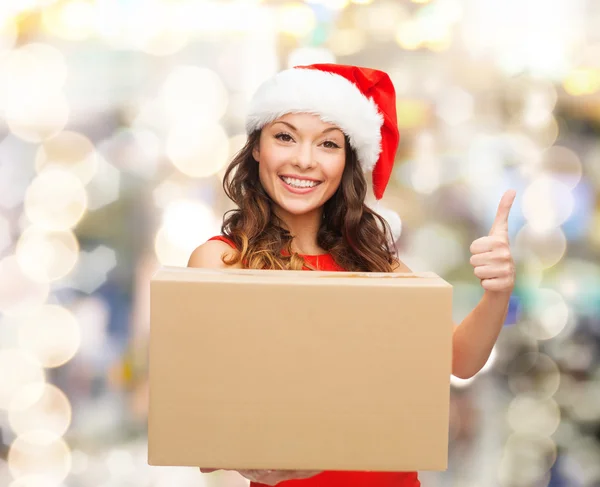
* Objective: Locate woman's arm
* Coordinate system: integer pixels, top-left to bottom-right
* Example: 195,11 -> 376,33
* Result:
394,190 -> 516,380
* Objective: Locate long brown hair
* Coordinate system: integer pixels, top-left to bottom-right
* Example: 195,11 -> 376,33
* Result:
220,130 -> 397,271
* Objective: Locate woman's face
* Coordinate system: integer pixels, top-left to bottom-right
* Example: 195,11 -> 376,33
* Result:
253,113 -> 346,218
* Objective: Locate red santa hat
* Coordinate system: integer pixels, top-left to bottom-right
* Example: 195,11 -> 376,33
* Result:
245,63 -> 400,202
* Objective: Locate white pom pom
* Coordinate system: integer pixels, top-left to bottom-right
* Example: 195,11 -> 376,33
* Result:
372,202 -> 402,243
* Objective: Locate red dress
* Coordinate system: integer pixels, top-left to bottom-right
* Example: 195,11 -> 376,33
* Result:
206,236 -> 421,487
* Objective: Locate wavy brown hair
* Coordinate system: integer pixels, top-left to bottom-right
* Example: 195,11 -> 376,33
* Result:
220,130 -> 397,271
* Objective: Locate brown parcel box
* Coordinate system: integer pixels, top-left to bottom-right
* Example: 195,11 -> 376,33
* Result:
148,266 -> 453,472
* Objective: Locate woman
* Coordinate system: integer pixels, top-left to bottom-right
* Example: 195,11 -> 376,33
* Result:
188,64 -> 516,486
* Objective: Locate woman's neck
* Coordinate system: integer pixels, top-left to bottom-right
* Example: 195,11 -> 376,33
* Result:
274,206 -> 325,255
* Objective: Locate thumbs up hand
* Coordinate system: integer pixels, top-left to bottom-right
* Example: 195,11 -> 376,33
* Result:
469,190 -> 517,294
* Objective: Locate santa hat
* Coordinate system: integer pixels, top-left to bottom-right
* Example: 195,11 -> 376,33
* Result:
245,63 -> 402,239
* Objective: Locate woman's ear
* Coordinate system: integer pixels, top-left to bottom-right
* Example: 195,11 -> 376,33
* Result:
252,141 -> 260,162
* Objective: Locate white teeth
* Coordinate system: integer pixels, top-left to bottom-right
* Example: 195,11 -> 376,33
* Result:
282,176 -> 319,188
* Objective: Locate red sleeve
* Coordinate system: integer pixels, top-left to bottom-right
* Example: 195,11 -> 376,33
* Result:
207,235 -> 236,250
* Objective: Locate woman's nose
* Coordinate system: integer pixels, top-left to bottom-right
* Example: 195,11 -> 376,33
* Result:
293,143 -> 315,169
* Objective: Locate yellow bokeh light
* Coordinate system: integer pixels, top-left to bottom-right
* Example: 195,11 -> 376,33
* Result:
395,20 -> 423,50
162,65 -> 229,125
166,122 -> 230,178
24,168 -> 88,231
0,256 -> 50,316
9,383 -> 72,438
8,431 -> 71,484
35,131 -> 98,185
42,0 -> 96,41
17,304 -> 81,368
16,226 -> 79,283
396,99 -> 430,129
0,349 -> 45,410
277,3 -> 317,37
351,0 -> 374,4
327,28 -> 367,56
563,68 -> 600,96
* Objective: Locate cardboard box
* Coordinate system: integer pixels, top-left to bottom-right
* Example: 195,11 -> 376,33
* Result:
148,266 -> 453,471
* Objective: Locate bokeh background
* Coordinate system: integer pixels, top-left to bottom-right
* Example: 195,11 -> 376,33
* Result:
0,0 -> 599,486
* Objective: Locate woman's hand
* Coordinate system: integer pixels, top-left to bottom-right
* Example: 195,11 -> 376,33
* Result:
469,190 -> 516,294
235,469 -> 323,485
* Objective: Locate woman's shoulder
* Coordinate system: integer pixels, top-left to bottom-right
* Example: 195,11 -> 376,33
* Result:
187,236 -> 241,269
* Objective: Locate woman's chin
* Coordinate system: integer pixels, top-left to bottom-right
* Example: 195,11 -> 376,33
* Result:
274,199 -> 322,217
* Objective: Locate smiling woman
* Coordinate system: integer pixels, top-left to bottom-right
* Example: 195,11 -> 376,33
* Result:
188,64 -> 420,486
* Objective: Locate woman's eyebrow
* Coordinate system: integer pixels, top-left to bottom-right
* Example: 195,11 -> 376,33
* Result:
272,121 -> 342,135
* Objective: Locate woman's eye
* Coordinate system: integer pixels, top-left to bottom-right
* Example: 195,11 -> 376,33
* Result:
275,133 -> 293,142
323,140 -> 340,149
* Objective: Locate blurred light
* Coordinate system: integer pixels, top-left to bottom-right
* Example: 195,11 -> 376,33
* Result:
479,345 -> 497,374
98,128 -> 162,179
307,0 -> 350,9
16,304 -> 81,368
396,99 -> 430,129
60,245 -> 116,294
153,178 -> 190,209
16,226 -> 79,283
35,131 -> 98,185
507,353 -> 560,400
69,449 -> 88,475
359,2 -> 408,41
450,375 -> 475,388
522,86 -> 557,129
436,87 -> 474,126
86,155 -> 121,211
569,381 -> 600,423
563,68 -> 600,96
0,213 -> 11,254
350,0 -> 374,4
106,449 -> 136,477
155,200 -> 221,267
326,28 -> 367,56
0,43 -> 67,108
405,222 -> 465,275
0,255 -> 50,316
498,433 -> 556,487
507,395 -> 561,436
541,145 -> 582,189
5,93 -> 70,143
24,168 -> 88,231
42,0 -> 96,41
276,3 -> 316,37
0,349 -> 45,410
162,66 -> 228,125
8,383 -> 72,438
522,175 -> 574,232
229,133 -> 249,160
410,132 -> 441,194
287,47 -> 335,68
129,1 -> 190,56
523,288 -> 570,341
8,431 -> 71,484
514,225 -> 567,269
0,16 -> 18,55
166,122 -> 229,178
395,19 -> 423,50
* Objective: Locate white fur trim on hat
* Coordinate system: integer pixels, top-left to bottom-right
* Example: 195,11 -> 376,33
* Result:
245,68 -> 384,172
